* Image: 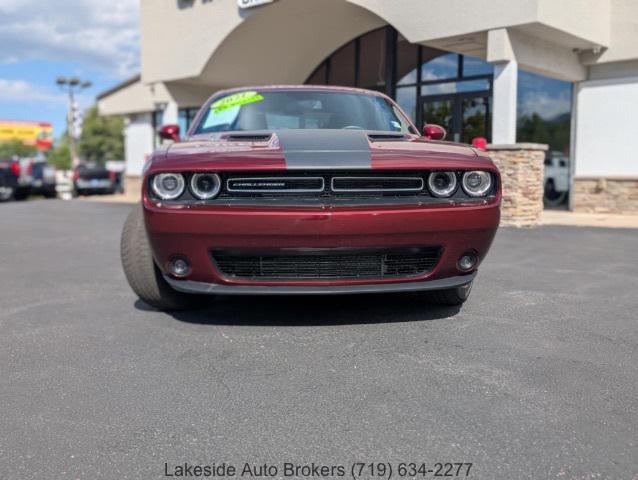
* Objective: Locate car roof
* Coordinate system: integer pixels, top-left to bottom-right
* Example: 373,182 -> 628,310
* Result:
210,84 -> 388,98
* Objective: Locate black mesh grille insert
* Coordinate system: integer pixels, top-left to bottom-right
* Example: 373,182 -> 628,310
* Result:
331,176 -> 423,192
211,248 -> 441,280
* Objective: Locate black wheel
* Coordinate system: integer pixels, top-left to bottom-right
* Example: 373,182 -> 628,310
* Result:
423,281 -> 473,306
43,189 -> 57,199
120,204 -> 208,311
544,179 -> 567,206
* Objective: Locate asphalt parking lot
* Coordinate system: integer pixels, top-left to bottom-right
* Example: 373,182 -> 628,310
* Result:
1,200 -> 637,479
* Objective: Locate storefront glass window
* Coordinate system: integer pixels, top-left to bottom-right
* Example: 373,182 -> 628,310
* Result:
421,52 -> 459,81
307,63 -> 327,85
178,110 -> 189,136
358,28 -> 386,89
151,110 -> 163,147
462,55 -> 494,77
517,70 -> 572,154
179,107 -> 199,134
396,39 -> 419,85
396,86 -> 417,120
330,42 -> 356,87
421,79 -> 491,96
305,27 -> 494,138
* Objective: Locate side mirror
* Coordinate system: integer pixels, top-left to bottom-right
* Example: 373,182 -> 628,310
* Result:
158,124 -> 180,142
423,124 -> 446,141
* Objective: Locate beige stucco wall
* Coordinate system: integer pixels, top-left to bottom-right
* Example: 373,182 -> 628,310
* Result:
98,81 -> 215,117
141,0 -> 385,86
580,0 -> 638,65
197,0 -> 385,89
140,0 -> 637,87
352,0 -> 609,48
98,81 -> 170,116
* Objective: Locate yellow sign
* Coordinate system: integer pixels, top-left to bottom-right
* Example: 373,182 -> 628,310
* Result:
0,120 -> 53,151
211,91 -> 264,113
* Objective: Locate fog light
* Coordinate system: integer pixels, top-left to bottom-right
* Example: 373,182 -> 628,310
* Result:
169,257 -> 190,277
457,252 -> 478,271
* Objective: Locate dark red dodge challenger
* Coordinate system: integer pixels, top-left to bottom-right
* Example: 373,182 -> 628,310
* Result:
121,86 -> 500,311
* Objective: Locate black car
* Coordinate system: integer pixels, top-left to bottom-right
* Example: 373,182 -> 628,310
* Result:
73,163 -> 116,196
0,158 -> 32,201
31,161 -> 57,198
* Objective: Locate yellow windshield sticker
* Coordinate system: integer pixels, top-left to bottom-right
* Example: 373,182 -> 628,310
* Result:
211,91 -> 264,113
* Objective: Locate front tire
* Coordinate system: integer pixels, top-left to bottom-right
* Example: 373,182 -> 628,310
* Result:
424,281 -> 473,306
120,204 -> 207,311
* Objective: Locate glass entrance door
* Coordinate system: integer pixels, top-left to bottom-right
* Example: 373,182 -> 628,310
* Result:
422,91 -> 490,143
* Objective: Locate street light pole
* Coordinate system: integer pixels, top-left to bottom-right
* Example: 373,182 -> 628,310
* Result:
56,76 -> 92,168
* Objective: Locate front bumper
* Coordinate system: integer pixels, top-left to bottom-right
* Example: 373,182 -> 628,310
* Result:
165,271 -> 476,295
144,197 -> 500,291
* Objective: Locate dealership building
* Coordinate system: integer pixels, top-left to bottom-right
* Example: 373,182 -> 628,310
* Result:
98,0 -> 638,214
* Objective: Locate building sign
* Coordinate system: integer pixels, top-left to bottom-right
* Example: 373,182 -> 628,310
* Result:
0,120 -> 53,152
237,0 -> 274,9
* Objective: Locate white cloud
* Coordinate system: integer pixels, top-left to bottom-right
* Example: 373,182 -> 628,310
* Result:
0,79 -> 92,109
0,0 -> 139,78
0,79 -> 65,104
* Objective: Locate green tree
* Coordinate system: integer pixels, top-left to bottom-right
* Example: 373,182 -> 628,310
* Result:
0,139 -> 37,159
78,106 -> 124,163
47,140 -> 72,170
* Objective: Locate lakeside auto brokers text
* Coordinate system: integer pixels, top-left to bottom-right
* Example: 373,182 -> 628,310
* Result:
164,461 -> 473,478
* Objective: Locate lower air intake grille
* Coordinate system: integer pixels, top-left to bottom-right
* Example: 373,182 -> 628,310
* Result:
211,248 -> 441,280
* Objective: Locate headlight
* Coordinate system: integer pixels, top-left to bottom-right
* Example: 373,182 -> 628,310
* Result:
427,171 -> 457,197
462,171 -> 492,197
190,173 -> 221,200
151,173 -> 185,200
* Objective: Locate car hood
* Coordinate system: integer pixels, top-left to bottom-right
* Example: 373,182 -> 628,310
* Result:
151,129 -> 494,173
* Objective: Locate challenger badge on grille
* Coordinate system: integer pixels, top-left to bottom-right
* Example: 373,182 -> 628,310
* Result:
226,177 -> 324,193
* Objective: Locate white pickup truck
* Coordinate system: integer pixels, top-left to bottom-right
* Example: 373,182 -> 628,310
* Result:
544,151 -> 569,206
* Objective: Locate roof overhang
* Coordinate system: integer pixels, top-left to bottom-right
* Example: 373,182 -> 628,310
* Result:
140,0 -> 615,87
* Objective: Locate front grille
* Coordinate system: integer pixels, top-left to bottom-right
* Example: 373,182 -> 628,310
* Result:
227,176 -> 324,193
211,247 -> 441,280
331,176 -> 424,192
218,171 -> 439,200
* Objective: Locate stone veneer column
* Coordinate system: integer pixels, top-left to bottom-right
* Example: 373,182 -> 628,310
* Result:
487,143 -> 548,227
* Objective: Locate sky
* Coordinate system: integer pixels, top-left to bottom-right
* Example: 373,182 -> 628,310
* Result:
0,0 -> 140,139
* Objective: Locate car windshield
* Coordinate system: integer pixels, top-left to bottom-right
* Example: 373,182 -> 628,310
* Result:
192,90 -> 414,135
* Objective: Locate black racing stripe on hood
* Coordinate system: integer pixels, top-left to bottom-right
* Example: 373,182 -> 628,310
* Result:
276,130 -> 371,170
